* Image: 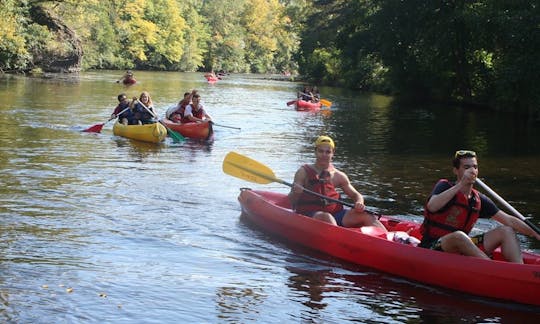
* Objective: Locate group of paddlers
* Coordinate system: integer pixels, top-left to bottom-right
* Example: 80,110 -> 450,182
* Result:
110,89 -> 212,125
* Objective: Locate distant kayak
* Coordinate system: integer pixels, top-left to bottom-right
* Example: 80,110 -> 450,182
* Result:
122,77 -> 136,85
295,99 -> 322,111
205,76 -> 219,83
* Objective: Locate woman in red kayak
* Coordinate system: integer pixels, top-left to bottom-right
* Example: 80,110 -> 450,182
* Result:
420,150 -> 540,263
288,135 -> 387,231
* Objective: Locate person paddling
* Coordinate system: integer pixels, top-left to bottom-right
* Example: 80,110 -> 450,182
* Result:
420,150 -> 540,263
117,70 -> 136,85
288,135 -> 387,231
181,93 -> 212,123
110,93 -> 133,125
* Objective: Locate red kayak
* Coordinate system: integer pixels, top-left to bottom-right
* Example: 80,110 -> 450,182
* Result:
238,189 -> 540,307
160,118 -> 213,140
122,77 -> 136,85
295,99 -> 322,111
205,76 -> 220,83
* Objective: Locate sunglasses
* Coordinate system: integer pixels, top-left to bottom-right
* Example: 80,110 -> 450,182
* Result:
455,150 -> 476,158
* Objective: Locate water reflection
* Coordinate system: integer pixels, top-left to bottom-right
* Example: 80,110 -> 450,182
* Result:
215,285 -> 266,322
286,267 -> 331,310
283,260 -> 540,322
112,137 -> 164,161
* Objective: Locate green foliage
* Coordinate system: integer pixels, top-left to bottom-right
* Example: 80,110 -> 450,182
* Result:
296,0 -> 540,117
0,0 -> 33,71
3,0 -> 538,117
0,0 -> 298,74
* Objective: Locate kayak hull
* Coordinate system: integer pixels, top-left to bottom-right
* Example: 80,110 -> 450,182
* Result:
205,76 -> 219,83
112,121 -> 167,143
160,119 -> 213,140
122,78 -> 136,85
295,99 -> 322,111
238,189 -> 540,306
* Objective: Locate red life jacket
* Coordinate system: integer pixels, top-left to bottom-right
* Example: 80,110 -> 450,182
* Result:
181,104 -> 205,123
420,179 -> 481,240
294,164 -> 343,215
171,101 -> 188,122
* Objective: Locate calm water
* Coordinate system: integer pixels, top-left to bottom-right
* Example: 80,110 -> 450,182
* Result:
1,71 -> 540,323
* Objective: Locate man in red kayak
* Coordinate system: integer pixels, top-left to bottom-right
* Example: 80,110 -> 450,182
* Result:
420,150 -> 540,263
288,135 -> 387,231
181,93 -> 212,123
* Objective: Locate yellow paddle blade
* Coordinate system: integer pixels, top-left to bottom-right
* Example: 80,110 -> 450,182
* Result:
222,151 -> 280,184
320,99 -> 332,107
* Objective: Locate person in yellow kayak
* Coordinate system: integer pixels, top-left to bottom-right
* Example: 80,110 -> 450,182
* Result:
130,91 -> 157,125
288,135 -> 387,231
420,150 -> 540,263
110,93 -> 133,125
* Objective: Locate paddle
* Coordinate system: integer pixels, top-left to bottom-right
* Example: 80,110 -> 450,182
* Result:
210,121 -> 241,130
136,100 -> 185,142
222,151 -> 379,216
82,106 -> 130,133
286,100 -> 297,106
476,178 -> 540,235
320,99 -> 332,107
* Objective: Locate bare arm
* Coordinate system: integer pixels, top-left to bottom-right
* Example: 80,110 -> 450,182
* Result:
427,168 -> 477,212
426,184 -> 461,212
335,171 -> 365,211
492,211 -> 540,240
288,167 -> 306,205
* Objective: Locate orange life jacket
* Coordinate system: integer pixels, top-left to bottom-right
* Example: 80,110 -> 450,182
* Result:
294,164 -> 343,215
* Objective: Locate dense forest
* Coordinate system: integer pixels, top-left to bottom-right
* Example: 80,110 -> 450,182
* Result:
1,0 -> 539,118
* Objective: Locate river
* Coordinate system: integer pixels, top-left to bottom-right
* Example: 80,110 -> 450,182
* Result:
1,71 -> 540,322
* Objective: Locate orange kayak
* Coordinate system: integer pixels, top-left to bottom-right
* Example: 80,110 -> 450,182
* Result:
160,119 -> 213,140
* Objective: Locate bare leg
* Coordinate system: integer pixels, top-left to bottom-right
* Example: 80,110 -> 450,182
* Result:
440,231 -> 490,259
483,226 -> 523,264
312,211 -> 337,226
342,210 -> 387,232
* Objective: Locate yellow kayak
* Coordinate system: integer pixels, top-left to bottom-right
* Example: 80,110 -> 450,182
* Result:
112,121 -> 167,143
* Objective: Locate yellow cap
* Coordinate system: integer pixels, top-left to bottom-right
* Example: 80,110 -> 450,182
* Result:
314,135 -> 335,149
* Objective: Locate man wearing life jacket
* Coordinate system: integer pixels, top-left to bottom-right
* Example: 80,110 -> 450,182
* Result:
420,150 -> 540,263
182,94 -> 212,123
288,135 -> 387,231
110,93 -> 133,125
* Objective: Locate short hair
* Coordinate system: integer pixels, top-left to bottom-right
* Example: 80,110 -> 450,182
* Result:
452,150 -> 476,168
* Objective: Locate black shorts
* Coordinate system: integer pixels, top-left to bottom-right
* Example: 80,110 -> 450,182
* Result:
420,233 -> 485,251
